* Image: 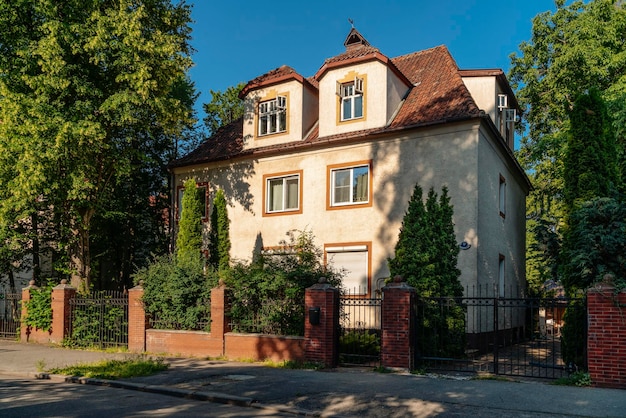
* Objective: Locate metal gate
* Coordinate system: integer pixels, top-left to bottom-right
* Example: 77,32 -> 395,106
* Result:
0,291 -> 21,340
414,294 -> 586,379
68,291 -> 128,349
339,294 -> 382,366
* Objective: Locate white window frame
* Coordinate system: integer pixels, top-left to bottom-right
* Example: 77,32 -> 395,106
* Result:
330,164 -> 370,207
326,244 -> 369,295
338,77 -> 364,121
258,95 -> 287,136
265,174 -> 300,214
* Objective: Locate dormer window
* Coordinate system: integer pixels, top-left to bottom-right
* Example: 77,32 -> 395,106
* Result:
338,77 -> 364,121
259,95 -> 287,136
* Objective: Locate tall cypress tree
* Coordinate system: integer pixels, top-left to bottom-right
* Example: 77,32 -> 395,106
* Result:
176,179 -> 203,267
208,189 -> 230,272
388,184 -> 464,357
563,89 -> 618,217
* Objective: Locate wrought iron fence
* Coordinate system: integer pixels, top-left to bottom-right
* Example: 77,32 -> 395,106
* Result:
339,292 -> 382,366
68,291 -> 128,349
0,291 -> 21,340
149,311 -> 210,332
414,290 -> 586,379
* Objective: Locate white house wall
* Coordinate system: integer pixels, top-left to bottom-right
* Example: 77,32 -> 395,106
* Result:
171,120 -> 515,293
476,127 -> 527,296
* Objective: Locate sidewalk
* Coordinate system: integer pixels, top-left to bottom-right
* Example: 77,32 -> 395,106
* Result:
1,340 -> 625,417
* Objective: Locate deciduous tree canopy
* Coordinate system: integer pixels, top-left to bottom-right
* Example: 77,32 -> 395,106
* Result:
0,0 -> 195,290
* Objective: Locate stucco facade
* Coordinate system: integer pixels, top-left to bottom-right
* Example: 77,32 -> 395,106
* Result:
170,29 -> 531,297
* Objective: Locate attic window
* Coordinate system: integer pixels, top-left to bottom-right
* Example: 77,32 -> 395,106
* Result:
337,77 -> 364,121
258,95 -> 287,136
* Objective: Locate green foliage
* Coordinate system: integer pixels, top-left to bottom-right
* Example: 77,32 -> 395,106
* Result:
339,330 -> 380,364
226,229 -> 343,336
554,371 -> 592,387
526,218 -> 561,297
560,298 -> 588,369
23,282 -> 55,332
388,184 -> 465,358
202,82 -> 245,136
133,254 -> 218,331
176,179 -> 204,268
563,89 -> 619,214
510,0 -> 626,281
388,185 -> 462,297
0,1 -> 194,289
560,198 -> 626,293
65,294 -> 127,349
208,189 -> 231,272
48,357 -> 168,380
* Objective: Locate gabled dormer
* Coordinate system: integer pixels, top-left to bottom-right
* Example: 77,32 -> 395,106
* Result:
460,70 -> 520,150
239,65 -> 318,150
314,28 -> 412,138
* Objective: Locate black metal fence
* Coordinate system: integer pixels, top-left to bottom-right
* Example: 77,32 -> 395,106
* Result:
0,291 -> 21,340
339,293 -> 382,366
68,291 -> 128,349
414,292 -> 586,379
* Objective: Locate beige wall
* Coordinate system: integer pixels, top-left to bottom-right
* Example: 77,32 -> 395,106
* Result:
318,61 -> 409,138
173,119 -> 527,293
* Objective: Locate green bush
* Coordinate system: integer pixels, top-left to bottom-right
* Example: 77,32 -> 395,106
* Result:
24,281 -> 54,332
340,330 -> 380,357
133,254 -> 217,331
67,294 -> 127,348
226,229 -> 343,336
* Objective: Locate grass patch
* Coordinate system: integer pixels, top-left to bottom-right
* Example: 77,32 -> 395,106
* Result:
48,356 -> 168,380
263,359 -> 325,370
553,371 -> 592,387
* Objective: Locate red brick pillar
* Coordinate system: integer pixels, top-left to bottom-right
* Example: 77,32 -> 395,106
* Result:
304,278 -> 340,368
128,284 -> 148,352
381,275 -> 416,370
210,283 -> 230,356
20,280 -> 37,342
587,283 -> 626,389
50,280 -> 76,344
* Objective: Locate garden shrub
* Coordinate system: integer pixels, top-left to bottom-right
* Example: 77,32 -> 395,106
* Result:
226,229 -> 343,336
23,281 -> 54,332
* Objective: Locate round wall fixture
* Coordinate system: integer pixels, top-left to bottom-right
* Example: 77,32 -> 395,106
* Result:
459,241 -> 471,250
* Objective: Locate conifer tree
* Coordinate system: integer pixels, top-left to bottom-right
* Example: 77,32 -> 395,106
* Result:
208,189 -> 230,272
388,184 -> 464,358
176,179 -> 203,267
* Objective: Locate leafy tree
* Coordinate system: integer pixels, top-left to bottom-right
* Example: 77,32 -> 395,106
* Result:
176,179 -> 204,267
202,82 -> 245,136
388,185 -> 464,358
208,189 -> 231,272
563,89 -> 619,214
0,0 -> 194,291
560,198 -> 626,293
510,0 -> 626,284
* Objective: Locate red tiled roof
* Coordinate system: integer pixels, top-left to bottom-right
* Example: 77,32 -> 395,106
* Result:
390,46 -> 480,128
171,44 -> 483,169
239,65 -> 315,98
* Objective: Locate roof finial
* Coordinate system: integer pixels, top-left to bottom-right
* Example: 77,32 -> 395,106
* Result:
348,18 -> 354,28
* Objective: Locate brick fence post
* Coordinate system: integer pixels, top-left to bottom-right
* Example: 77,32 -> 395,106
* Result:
304,278 -> 339,368
50,279 -> 76,344
128,283 -> 148,352
381,275 -> 416,370
210,283 -> 230,356
20,280 -> 37,342
587,282 -> 626,389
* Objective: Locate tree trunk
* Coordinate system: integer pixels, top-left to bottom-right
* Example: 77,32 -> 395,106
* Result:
70,209 -> 94,292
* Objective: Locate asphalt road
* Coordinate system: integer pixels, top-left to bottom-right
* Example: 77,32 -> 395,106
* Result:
0,374 -> 291,418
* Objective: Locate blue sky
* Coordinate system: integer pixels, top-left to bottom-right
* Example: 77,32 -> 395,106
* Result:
188,0 -> 557,119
